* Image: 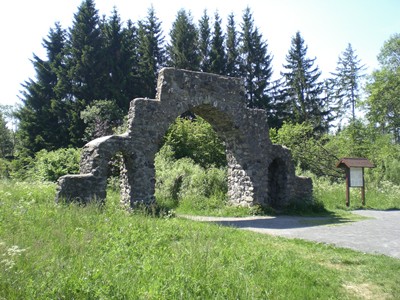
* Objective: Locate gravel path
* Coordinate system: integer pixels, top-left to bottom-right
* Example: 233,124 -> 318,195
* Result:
183,210 -> 400,259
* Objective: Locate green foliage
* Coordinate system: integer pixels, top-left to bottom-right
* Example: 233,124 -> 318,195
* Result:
330,43 -> 366,122
364,34 -> 400,143
239,7 -> 273,109
101,8 -> 133,108
80,99 -> 123,142
1,180 -> 400,299
325,120 -> 400,185
163,116 -> 226,169
0,158 -> 11,179
0,111 -> 13,158
209,12 -> 226,75
225,13 -> 240,77
167,9 -> 200,70
32,148 -> 81,182
9,148 -> 80,182
17,23 -> 69,153
270,122 -> 341,179
155,145 -> 227,211
313,175 -> 400,210
377,33 -> 400,71
137,5 -> 165,98
364,67 -> 400,143
280,31 -> 332,133
198,10 -> 211,72
272,120 -> 400,186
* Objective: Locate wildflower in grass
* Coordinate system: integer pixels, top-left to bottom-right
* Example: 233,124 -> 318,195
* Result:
1,245 -> 27,271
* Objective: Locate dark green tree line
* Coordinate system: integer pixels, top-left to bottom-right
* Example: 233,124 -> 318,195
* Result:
18,2 -> 346,156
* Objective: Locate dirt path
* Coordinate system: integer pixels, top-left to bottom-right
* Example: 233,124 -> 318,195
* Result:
182,210 -> 400,259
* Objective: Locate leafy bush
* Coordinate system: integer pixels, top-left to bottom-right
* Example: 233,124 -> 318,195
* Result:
33,148 -> 81,182
155,144 -> 227,211
10,148 -> 81,182
0,158 -> 11,179
270,122 -> 341,179
163,116 -> 226,168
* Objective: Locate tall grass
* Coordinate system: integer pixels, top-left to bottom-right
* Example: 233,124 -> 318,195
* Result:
1,180 -> 400,299
313,176 -> 400,211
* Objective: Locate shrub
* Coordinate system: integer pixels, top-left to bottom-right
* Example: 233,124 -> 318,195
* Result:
163,116 -> 226,168
155,145 -> 227,210
10,148 -> 81,182
33,148 -> 81,182
0,158 -> 11,179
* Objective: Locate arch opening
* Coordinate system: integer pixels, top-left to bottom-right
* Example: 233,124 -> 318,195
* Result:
154,105 -> 241,211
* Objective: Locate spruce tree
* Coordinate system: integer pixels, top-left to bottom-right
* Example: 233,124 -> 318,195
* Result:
331,43 -> 366,122
101,7 -> 131,110
239,7 -> 273,109
167,9 -> 200,70
281,31 -> 332,133
121,19 -> 140,103
17,23 -> 69,153
0,110 -> 13,158
226,13 -> 240,77
63,0 -> 106,145
66,0 -> 105,102
137,6 -> 166,98
209,12 -> 226,75
198,10 -> 211,72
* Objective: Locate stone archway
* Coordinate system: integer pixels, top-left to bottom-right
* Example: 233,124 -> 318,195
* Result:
56,68 -> 312,209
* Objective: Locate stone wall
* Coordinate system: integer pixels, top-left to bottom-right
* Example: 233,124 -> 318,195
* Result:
56,68 -> 312,209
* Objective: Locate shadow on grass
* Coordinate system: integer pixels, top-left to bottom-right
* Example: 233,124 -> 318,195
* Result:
182,213 -> 354,231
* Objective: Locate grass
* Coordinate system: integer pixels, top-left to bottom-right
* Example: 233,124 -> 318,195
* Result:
313,177 -> 400,211
1,180 -> 400,299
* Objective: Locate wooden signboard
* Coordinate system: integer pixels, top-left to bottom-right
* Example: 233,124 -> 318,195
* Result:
336,158 -> 374,207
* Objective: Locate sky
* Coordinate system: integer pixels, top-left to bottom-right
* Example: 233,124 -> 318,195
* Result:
1,0 -> 399,107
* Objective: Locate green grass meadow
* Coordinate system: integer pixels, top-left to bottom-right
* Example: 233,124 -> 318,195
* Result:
1,180 -> 400,299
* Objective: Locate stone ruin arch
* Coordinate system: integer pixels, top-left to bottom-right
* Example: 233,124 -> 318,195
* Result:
56,68 -> 312,209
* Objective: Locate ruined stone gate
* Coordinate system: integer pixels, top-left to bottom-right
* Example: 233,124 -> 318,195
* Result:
56,68 -> 312,208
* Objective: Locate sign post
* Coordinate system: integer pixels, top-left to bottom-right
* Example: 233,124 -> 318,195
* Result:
336,158 -> 374,207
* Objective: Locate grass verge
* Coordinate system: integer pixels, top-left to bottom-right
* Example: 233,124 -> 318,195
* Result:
1,180 -> 399,299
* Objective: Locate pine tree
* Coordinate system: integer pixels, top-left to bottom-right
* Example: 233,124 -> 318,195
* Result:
167,9 -> 200,70
66,0 -> 105,102
225,13 -> 240,77
17,23 -> 69,153
331,43 -> 366,122
63,0 -> 106,146
198,10 -> 211,72
281,31 -> 332,133
0,110 -> 13,158
101,7 -> 131,110
121,19 -> 140,103
209,12 -> 226,75
239,7 -> 273,109
137,6 -> 166,98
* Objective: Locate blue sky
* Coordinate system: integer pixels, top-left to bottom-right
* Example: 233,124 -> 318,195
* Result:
1,0 -> 399,106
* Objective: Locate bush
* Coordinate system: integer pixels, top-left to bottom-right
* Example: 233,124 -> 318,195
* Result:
163,116 -> 226,168
155,144 -> 227,211
0,158 -> 11,179
33,148 -> 81,182
10,148 -> 81,182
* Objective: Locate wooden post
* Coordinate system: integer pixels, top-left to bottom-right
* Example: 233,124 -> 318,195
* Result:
361,168 -> 365,206
361,186 -> 365,206
345,169 -> 350,207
